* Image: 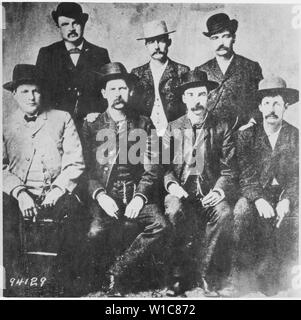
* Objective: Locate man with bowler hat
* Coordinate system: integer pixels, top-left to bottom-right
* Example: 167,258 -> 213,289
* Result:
132,20 -> 190,137
82,62 -> 167,296
162,69 -> 237,296
195,13 -> 263,128
36,2 -> 111,129
3,64 -> 85,296
227,77 -> 299,297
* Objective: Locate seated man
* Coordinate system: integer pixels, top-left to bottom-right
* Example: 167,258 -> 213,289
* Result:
163,70 -> 237,296
81,62 -> 167,296
232,77 -> 299,296
3,64 -> 85,296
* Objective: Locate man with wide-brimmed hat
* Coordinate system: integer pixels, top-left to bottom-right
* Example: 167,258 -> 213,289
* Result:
131,20 -> 190,137
195,13 -> 263,128
162,69 -> 237,296
36,2 -> 110,129
81,62 -> 167,296
3,64 -> 86,296
228,77 -> 299,297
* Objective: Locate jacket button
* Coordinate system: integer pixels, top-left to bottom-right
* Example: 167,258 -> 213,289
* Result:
104,167 -> 108,172
25,157 -> 30,161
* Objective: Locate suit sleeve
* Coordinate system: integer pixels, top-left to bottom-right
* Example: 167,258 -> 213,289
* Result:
52,113 -> 85,192
135,119 -> 163,202
213,121 -> 238,198
2,137 -> 26,195
81,119 -> 106,198
163,124 -> 180,191
236,129 -> 264,202
280,129 -> 299,206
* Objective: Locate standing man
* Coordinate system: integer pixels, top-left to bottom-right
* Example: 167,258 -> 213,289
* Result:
132,20 -> 190,137
163,70 -> 237,296
82,62 -> 167,296
230,77 -> 299,296
195,13 -> 263,127
3,64 -> 85,296
36,2 -> 111,128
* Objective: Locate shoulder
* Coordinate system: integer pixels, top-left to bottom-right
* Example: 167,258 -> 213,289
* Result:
235,54 -> 261,68
85,40 -> 109,55
237,122 -> 256,142
131,62 -> 149,75
169,60 -> 190,73
195,58 -> 215,71
46,109 -> 72,122
38,41 -> 63,53
283,120 -> 299,137
169,115 -> 187,130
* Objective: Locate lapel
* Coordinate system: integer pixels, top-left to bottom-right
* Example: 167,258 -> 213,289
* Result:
159,59 -> 178,89
76,39 -> 91,70
58,40 -> 75,70
210,58 -> 224,82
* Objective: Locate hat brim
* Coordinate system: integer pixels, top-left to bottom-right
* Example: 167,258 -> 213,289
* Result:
257,88 -> 299,106
52,11 -> 89,25
137,30 -> 176,41
177,80 -> 219,95
95,72 -> 138,89
203,19 -> 238,37
3,78 -> 42,92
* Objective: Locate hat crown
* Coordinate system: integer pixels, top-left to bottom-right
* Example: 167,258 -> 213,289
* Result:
55,2 -> 83,17
138,19 -> 175,40
182,70 -> 209,86
259,77 -> 287,91
207,13 -> 231,29
12,64 -> 37,82
100,62 -> 128,78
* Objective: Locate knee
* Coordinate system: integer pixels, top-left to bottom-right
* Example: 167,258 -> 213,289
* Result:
233,197 -> 253,222
214,200 -> 232,225
164,194 -> 184,225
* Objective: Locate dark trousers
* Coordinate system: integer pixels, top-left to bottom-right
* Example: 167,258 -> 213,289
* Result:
3,192 -> 88,296
164,194 -> 233,288
233,196 -> 299,295
88,199 -> 167,286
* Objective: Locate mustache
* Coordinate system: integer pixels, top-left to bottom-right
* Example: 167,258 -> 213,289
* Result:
68,30 -> 78,37
112,98 -> 127,107
265,112 -> 278,119
152,50 -> 165,56
216,45 -> 229,51
191,103 -> 205,111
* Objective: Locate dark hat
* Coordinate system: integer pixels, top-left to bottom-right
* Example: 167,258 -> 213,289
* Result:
137,20 -> 176,41
95,62 -> 138,89
52,2 -> 89,25
257,76 -> 299,106
177,70 -> 219,94
3,64 -> 41,92
203,13 -> 238,37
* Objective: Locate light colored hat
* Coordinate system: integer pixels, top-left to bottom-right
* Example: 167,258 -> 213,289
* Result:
137,20 -> 176,40
257,76 -> 299,106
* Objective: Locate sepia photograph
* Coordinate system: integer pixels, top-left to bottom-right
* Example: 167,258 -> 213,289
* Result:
1,1 -> 300,300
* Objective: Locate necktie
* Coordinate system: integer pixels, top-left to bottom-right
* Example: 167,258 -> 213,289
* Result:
24,115 -> 37,122
69,47 -> 81,54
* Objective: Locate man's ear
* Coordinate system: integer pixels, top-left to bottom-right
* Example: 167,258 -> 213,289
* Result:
258,103 -> 263,113
182,93 -> 186,104
101,88 -> 106,99
168,38 -> 172,47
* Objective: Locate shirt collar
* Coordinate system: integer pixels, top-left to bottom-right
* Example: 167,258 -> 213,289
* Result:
65,40 -> 84,52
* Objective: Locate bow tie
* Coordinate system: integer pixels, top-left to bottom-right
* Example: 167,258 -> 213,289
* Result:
69,47 -> 82,54
192,122 -> 205,130
24,115 -> 37,122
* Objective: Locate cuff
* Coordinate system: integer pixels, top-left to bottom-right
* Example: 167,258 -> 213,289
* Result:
213,188 -> 225,201
165,180 -> 179,193
134,193 -> 148,205
11,186 -> 27,199
93,188 -> 106,200
51,184 -> 66,195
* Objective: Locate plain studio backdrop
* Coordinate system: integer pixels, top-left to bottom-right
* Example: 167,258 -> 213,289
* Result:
2,2 -> 300,126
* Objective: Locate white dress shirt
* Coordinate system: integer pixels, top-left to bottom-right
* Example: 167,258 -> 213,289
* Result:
150,59 -> 169,137
65,41 -> 84,66
216,54 -> 234,75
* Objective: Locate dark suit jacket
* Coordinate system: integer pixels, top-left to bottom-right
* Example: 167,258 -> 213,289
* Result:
195,54 -> 263,126
81,111 -> 161,202
237,120 -> 299,207
131,59 -> 190,122
163,114 -> 237,199
36,39 -> 110,126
